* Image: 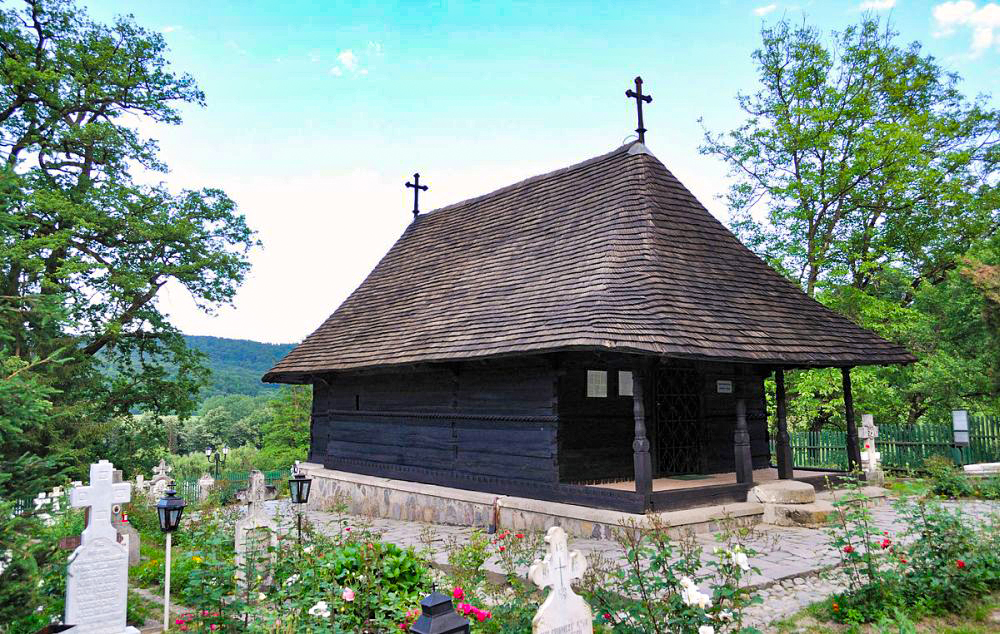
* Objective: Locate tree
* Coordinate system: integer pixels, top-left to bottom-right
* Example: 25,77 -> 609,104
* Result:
702,17 -> 999,296
0,0 -> 257,494
256,386 -> 310,470
702,16 -> 1000,427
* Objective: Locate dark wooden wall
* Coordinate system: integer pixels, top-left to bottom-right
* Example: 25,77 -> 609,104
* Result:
556,355 -> 637,482
310,358 -> 559,485
697,361 -> 771,473
556,355 -> 771,482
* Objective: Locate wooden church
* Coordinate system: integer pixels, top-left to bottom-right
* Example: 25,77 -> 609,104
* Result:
265,78 -> 914,513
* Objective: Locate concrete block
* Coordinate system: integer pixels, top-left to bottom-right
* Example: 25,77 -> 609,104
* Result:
748,481 -> 817,504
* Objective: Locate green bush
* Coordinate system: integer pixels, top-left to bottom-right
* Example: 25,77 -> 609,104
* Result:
923,455 -> 973,498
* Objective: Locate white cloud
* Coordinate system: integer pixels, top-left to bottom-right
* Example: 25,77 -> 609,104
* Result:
859,0 -> 895,9
933,1 -> 1000,56
329,66 -> 343,76
161,25 -> 182,34
754,4 -> 777,15
337,50 -> 358,71
367,40 -> 383,55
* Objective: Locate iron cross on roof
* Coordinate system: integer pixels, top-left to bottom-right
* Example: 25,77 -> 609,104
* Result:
405,173 -> 429,218
626,76 -> 653,144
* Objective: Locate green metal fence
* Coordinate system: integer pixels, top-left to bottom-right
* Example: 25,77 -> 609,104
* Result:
176,468 -> 289,502
771,415 -> 1000,471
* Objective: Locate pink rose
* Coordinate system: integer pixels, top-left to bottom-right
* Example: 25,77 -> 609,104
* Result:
342,587 -> 356,602
453,586 -> 464,600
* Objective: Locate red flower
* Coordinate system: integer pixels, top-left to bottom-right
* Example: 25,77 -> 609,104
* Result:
603,612 -> 612,620
957,560 -> 966,569
900,557 -> 908,563
843,545 -> 854,554
515,533 -> 524,539
499,545 -> 506,552
881,539 -> 891,549
452,586 -> 464,600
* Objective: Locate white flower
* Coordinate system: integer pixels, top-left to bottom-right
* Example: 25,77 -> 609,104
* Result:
717,609 -> 733,622
283,574 -> 300,587
699,626 -> 715,634
734,552 -> 750,572
308,600 -> 331,618
258,592 -> 266,601
678,577 -> 712,609
303,545 -> 314,554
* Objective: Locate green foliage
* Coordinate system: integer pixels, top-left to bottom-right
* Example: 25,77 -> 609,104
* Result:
0,0 -> 257,497
824,483 -> 1000,624
579,517 -> 760,633
924,455 -> 974,498
704,15 -> 1000,429
256,386 -> 310,470
183,335 -> 294,399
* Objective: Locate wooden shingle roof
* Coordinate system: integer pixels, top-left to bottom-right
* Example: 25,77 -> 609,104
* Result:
265,143 -> 914,383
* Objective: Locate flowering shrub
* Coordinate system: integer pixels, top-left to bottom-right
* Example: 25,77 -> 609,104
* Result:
825,478 -> 1000,624
579,516 -> 761,634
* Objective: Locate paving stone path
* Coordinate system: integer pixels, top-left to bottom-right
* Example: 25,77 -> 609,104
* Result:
265,498 -> 1000,631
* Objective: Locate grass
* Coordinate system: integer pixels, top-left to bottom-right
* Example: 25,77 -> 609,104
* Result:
771,592 -> 1000,633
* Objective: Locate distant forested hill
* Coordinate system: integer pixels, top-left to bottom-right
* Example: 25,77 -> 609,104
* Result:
184,335 -> 296,398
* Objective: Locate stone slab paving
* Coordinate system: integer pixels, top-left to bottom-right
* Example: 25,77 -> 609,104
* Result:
264,498 -> 1000,631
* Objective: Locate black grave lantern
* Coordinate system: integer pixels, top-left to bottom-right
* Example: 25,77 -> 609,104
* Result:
409,591 -> 470,634
156,481 -> 186,533
289,471 -> 312,505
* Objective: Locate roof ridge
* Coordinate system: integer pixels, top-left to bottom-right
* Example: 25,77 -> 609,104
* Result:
415,142 -> 641,221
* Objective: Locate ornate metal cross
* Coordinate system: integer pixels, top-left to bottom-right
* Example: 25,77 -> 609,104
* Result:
625,76 -> 653,144
405,173 -> 429,218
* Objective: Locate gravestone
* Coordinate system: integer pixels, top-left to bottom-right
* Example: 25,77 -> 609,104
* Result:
111,470 -> 141,566
528,526 -> 592,634
858,414 -> 883,485
148,459 -> 171,500
65,460 -> 139,634
197,473 -> 215,501
234,470 -> 278,586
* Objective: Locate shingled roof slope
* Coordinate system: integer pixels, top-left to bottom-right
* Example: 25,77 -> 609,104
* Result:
265,143 -> 914,382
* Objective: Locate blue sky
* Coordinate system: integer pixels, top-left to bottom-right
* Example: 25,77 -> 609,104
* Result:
82,0 -> 1000,343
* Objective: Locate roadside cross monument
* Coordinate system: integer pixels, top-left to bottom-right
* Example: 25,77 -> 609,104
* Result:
235,470 -> 278,586
65,460 -> 139,633
858,414 -> 883,484
528,526 -> 592,634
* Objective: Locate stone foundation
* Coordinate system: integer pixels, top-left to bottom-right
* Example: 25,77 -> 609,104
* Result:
299,463 -> 764,539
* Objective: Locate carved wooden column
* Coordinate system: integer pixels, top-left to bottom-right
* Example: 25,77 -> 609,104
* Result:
734,398 -> 754,484
633,371 -> 653,506
842,367 -> 862,472
775,368 -> 794,479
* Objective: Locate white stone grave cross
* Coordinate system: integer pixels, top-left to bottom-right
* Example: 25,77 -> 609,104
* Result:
859,414 -> 881,472
235,470 -> 278,586
65,460 -> 138,634
528,526 -> 593,634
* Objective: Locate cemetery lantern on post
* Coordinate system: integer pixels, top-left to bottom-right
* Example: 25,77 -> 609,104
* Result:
157,482 -> 186,633
204,445 -> 228,479
288,465 -> 312,544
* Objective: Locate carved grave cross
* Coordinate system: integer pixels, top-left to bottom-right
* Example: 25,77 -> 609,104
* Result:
70,460 -> 132,544
529,526 -> 592,634
152,459 -> 171,481
859,414 -> 881,471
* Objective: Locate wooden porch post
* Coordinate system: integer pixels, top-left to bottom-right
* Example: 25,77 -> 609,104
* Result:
632,371 -> 653,505
734,398 -> 754,484
775,369 -> 794,479
842,366 -> 862,472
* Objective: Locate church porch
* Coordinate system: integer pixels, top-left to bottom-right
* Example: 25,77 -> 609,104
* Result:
590,467 -> 847,493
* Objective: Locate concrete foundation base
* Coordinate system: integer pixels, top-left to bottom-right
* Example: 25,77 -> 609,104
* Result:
299,463 -> 764,539
298,464 -> 889,539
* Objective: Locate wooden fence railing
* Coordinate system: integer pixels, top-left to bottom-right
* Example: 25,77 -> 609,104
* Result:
770,415 -> 1000,471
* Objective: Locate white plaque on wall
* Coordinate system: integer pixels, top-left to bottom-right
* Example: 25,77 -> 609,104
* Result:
716,380 -> 733,394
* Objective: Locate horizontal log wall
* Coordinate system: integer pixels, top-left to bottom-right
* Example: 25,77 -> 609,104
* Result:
311,358 -> 559,486
698,361 -> 771,473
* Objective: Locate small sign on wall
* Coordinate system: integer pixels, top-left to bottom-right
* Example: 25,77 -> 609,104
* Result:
716,380 -> 733,394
